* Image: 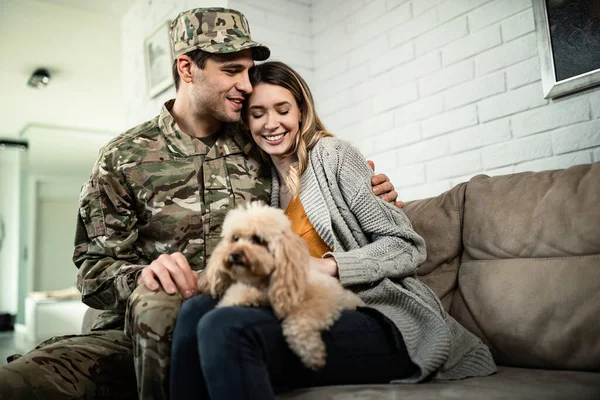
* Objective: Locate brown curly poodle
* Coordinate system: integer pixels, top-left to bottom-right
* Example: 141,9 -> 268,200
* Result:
197,202 -> 364,370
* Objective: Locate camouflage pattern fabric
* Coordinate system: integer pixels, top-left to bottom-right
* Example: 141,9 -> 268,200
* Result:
0,330 -> 136,399
77,99 -> 270,399
0,99 -> 272,399
125,285 -> 183,400
74,99 -> 271,331
169,7 -> 270,60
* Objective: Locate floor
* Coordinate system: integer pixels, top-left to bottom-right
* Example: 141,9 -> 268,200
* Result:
0,331 -> 35,366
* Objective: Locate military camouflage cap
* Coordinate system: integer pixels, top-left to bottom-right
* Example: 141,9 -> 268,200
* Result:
169,7 -> 270,60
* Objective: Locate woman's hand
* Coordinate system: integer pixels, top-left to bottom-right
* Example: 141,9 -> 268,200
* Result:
309,256 -> 338,277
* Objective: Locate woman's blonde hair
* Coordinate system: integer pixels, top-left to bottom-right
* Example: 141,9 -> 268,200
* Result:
244,61 -> 334,198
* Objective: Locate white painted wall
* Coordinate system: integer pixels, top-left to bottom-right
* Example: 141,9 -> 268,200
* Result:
1,0 -> 126,137
0,148 -> 22,314
33,183 -> 81,292
312,0 -> 600,200
18,127 -> 115,297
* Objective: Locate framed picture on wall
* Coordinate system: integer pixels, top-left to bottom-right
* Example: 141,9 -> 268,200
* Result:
144,21 -> 174,98
532,0 -> 600,98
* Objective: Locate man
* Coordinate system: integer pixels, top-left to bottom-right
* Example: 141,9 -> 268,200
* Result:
0,7 -> 398,400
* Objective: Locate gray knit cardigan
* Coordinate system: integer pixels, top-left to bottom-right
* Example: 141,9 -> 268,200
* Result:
270,137 -> 497,383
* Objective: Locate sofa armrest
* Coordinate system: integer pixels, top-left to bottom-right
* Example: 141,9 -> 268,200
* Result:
81,307 -> 103,334
403,182 -> 467,311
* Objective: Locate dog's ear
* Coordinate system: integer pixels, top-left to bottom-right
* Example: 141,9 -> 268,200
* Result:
269,230 -> 309,318
205,242 -> 232,298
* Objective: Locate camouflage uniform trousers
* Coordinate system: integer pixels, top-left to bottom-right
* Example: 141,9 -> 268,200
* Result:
125,284 -> 183,400
0,331 -> 136,400
0,286 -> 182,400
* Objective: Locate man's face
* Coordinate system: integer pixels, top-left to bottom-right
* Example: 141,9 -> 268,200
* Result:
190,50 -> 254,123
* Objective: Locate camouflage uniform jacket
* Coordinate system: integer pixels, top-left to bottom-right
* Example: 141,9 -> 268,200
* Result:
73,100 -> 271,330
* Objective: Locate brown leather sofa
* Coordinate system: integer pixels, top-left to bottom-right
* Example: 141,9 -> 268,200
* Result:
280,162 -> 600,399
82,162 -> 600,399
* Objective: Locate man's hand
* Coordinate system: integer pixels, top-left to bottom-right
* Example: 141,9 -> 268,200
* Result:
137,252 -> 198,298
367,160 -> 404,208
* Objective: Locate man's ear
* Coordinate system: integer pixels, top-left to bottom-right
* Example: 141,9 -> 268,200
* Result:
177,55 -> 194,84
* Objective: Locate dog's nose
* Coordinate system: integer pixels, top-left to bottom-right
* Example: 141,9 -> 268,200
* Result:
228,250 -> 245,266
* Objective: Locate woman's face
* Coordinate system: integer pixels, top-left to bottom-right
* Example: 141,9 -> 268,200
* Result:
246,83 -> 302,159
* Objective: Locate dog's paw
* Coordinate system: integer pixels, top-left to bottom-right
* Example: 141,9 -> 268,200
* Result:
217,297 -> 266,308
343,291 -> 365,310
301,349 -> 327,371
216,296 -> 243,308
246,298 -> 266,307
216,283 -> 268,308
284,324 -> 328,370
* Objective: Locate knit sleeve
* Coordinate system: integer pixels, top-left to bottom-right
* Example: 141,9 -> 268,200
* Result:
325,143 -> 427,287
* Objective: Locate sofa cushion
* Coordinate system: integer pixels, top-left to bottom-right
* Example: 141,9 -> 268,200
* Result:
451,163 -> 600,371
462,163 -> 600,261
451,256 -> 600,371
277,367 -> 600,400
404,183 -> 467,311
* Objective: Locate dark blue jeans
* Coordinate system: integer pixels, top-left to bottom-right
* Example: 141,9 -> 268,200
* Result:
170,294 -> 415,400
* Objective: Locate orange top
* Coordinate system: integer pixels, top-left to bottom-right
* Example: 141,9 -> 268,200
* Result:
284,196 -> 332,258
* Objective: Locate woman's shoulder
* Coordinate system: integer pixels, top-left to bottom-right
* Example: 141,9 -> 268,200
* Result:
311,137 -> 371,177
312,137 -> 363,161
314,136 -> 351,151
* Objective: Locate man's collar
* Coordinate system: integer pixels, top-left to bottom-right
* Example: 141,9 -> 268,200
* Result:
158,99 -> 252,159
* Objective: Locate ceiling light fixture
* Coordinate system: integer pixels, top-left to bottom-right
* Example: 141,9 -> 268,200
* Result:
0,139 -> 29,151
27,68 -> 51,89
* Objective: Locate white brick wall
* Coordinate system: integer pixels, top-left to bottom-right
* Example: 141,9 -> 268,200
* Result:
475,32 -> 538,76
312,0 -> 599,200
442,25 -> 502,66
418,59 -> 474,97
506,56 -> 542,89
415,16 -> 468,56
591,94 -> 600,119
421,104 -> 478,139
481,133 -> 553,169
312,0 -> 600,200
511,96 -> 590,137
122,0 -> 600,201
500,7 -> 535,42
552,120 -> 600,155
468,0 -> 530,31
443,71 -> 505,110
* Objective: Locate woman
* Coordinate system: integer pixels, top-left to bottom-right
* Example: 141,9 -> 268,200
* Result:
170,62 -> 496,400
